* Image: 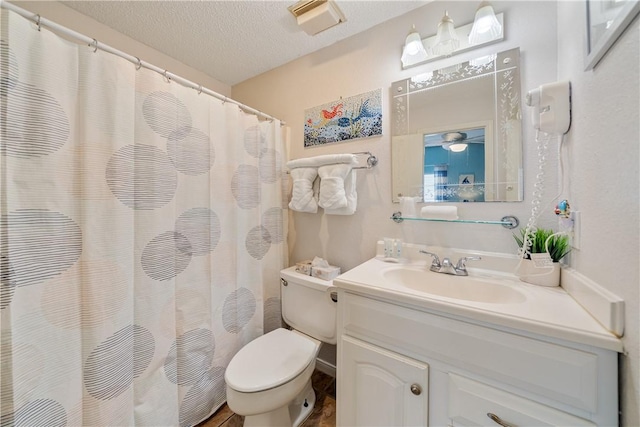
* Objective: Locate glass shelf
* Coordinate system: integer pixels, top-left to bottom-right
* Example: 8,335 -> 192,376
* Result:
391,212 -> 519,229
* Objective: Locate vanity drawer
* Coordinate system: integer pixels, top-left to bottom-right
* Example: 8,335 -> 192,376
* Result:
448,373 -> 595,426
340,292 -> 600,413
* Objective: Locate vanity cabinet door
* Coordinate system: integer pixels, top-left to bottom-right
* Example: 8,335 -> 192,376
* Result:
339,335 -> 429,426
448,374 -> 596,427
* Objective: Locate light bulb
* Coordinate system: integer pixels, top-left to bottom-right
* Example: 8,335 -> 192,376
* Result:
401,26 -> 428,67
405,32 -> 422,55
433,11 -> 460,57
469,3 -> 502,45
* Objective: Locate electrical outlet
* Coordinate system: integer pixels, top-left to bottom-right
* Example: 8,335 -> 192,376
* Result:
571,211 -> 581,250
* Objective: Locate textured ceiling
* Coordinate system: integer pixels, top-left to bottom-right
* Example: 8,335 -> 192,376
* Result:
61,1 -> 429,86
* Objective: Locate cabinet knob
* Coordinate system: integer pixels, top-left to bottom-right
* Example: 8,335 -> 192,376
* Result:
410,384 -> 422,395
487,413 -> 514,427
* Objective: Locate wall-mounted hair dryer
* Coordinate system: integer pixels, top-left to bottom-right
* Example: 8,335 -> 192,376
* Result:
525,81 -> 571,135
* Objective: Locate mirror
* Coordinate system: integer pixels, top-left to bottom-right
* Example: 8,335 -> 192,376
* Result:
391,48 -> 522,203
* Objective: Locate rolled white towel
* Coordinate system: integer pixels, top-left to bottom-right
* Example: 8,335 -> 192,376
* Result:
420,205 -> 458,220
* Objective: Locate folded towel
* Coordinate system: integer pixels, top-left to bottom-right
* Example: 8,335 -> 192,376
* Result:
318,162 -> 353,210
399,196 -> 419,218
324,169 -> 357,215
420,205 -> 458,220
287,154 -> 356,169
288,167 -> 318,213
286,154 -> 358,215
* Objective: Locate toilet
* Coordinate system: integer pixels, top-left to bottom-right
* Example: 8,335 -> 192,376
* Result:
225,266 -> 338,427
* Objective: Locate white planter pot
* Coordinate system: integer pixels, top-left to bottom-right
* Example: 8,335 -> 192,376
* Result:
517,259 -> 561,287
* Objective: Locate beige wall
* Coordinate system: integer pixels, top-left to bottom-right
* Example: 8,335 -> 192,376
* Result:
14,1 -> 231,97
556,3 -> 639,425
233,0 -> 559,269
8,0 -> 638,422
234,1 -> 639,422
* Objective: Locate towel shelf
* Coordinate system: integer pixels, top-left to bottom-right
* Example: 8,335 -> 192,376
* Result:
391,211 -> 519,229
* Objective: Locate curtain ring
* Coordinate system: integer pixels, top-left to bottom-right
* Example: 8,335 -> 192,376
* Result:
35,14 -> 41,31
197,84 -> 202,95
91,39 -> 98,53
163,70 -> 170,83
134,57 -> 142,70
222,97 -> 227,104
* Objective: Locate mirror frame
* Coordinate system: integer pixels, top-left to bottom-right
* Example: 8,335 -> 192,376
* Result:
391,48 -> 522,203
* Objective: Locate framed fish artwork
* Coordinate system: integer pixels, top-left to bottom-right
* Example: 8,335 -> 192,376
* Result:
304,89 -> 382,147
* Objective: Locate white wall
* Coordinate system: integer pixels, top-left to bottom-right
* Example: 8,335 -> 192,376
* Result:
557,3 -> 639,425
14,1 -> 231,97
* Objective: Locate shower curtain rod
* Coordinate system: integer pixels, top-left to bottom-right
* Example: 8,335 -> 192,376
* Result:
0,0 -> 286,125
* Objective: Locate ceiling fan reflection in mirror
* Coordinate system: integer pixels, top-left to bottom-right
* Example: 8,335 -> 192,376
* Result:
424,130 -> 486,152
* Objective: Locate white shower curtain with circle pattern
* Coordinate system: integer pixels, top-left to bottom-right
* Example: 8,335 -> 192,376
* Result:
0,8 -> 287,426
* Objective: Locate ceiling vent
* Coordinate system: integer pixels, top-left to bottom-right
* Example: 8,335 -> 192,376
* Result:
288,0 -> 346,36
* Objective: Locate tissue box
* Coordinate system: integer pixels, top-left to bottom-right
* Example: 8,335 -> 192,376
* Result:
311,265 -> 341,281
295,260 -> 313,276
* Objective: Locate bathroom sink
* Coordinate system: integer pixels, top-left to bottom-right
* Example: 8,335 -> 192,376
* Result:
382,266 -> 526,304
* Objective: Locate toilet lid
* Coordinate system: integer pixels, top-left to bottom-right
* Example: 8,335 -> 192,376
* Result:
225,328 -> 319,393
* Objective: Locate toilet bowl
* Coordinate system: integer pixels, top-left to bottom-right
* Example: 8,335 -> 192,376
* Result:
225,329 -> 320,426
225,268 -> 337,427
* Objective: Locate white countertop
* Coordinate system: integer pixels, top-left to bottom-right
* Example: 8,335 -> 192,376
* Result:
334,256 -> 623,352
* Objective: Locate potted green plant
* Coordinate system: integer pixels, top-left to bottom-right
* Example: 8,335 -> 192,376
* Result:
513,228 -> 570,287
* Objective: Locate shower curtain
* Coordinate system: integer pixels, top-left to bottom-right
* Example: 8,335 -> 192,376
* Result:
0,8 -> 287,426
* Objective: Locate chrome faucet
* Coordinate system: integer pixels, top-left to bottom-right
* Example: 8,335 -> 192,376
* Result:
419,250 -> 481,276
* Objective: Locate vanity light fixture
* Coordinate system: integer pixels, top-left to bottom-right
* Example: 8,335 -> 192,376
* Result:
401,25 -> 429,67
432,11 -> 460,57
468,2 -> 503,45
399,8 -> 504,69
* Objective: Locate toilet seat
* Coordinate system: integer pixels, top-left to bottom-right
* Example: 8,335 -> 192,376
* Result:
225,328 -> 319,393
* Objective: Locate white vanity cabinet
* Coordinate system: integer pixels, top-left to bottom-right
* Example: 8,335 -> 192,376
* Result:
336,290 -> 619,427
340,335 -> 429,426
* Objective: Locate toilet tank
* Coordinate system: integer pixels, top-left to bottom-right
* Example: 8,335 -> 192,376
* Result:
280,267 -> 337,345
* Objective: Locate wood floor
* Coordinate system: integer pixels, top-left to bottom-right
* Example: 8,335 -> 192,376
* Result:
197,370 -> 336,427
